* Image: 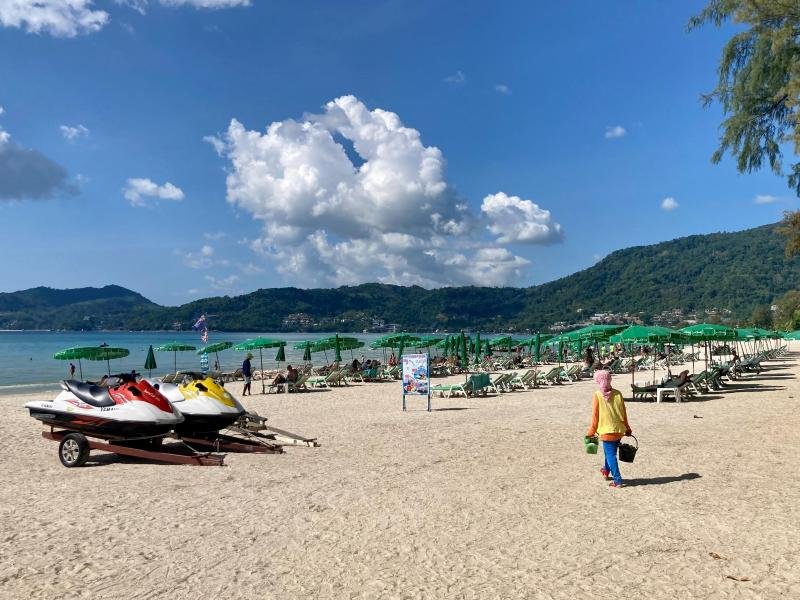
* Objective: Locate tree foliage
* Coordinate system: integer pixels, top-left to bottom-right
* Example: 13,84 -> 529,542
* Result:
691,1 -> 800,252
690,1 -> 800,192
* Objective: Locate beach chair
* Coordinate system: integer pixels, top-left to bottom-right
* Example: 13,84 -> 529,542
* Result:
687,371 -> 711,394
432,378 -> 474,398
509,369 -> 537,389
288,373 -> 310,392
631,382 -> 657,400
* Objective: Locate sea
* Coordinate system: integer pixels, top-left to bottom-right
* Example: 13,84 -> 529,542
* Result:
0,330 -> 407,396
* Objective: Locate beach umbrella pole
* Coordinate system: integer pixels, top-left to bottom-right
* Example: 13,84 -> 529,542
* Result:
78,359 -> 83,380
260,349 -> 265,394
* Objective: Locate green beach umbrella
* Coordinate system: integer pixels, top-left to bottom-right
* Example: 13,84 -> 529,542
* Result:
144,345 -> 157,377
197,340 -> 233,371
234,337 -> 286,394
275,346 -> 286,362
460,331 -> 468,370
155,341 -> 197,374
54,345 -> 131,379
303,346 -> 312,361
53,346 -> 93,379
197,340 -> 233,370
334,334 -> 342,363
84,346 -> 130,376
474,332 -> 482,361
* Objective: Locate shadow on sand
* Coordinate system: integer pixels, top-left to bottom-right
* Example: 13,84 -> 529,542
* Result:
625,472 -> 702,487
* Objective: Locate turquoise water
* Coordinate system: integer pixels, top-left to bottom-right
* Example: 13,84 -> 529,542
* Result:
0,331 -> 403,395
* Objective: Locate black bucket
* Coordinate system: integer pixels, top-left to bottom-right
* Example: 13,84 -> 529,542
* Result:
618,435 -> 638,463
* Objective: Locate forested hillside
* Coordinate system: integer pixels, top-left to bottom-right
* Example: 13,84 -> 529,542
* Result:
1,224 -> 796,331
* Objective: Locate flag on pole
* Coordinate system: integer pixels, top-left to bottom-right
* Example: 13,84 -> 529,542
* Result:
193,314 -> 208,343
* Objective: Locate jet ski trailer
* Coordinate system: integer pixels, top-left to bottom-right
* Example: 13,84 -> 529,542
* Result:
176,411 -> 319,451
41,428 -> 225,468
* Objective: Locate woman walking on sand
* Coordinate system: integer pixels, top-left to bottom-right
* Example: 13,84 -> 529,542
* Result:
586,369 -> 632,488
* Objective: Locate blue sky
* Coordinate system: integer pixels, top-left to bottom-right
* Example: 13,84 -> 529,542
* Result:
0,1 -> 793,306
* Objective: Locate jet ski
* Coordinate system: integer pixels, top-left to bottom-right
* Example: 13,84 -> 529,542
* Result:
148,372 -> 245,436
26,373 -> 183,440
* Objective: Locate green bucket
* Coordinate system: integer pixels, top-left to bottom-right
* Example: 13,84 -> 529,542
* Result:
584,435 -> 599,455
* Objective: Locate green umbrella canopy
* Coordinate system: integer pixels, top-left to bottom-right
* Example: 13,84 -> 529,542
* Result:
196,341 -> 233,355
783,330 -> 800,340
459,331 -> 468,368
155,342 -> 197,352
144,344 -> 157,374
679,323 -> 736,341
275,346 -> 286,361
608,325 -> 679,344
414,335 -> 443,348
474,332 -> 482,360
155,341 -> 197,373
370,333 -> 421,349
311,336 -> 362,352
488,335 -> 513,348
84,346 -> 130,376
560,324 -> 627,343
54,345 -> 130,379
234,337 -> 286,394
233,337 -> 286,351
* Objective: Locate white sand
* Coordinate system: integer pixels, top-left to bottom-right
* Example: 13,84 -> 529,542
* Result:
2,354 -> 800,599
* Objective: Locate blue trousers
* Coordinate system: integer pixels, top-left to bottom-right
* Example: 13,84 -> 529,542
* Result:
602,440 -> 622,484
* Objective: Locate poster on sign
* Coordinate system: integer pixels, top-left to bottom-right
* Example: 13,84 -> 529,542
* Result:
402,353 -> 431,411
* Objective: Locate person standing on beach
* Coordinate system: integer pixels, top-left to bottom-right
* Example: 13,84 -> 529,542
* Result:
586,370 -> 632,488
242,352 -> 253,396
69,363 -> 76,379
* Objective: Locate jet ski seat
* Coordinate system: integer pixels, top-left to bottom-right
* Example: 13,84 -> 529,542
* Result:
63,380 -> 115,407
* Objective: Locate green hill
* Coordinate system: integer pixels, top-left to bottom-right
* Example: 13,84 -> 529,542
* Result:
0,223 -> 796,331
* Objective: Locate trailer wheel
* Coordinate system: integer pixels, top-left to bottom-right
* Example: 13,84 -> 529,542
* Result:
59,433 -> 90,468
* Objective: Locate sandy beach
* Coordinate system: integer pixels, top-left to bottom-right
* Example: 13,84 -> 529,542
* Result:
2,354 -> 800,599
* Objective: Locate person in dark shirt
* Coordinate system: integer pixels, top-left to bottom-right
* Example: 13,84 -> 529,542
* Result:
242,352 -> 253,396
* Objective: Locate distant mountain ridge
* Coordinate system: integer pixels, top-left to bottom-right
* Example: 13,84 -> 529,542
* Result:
0,223 -> 796,331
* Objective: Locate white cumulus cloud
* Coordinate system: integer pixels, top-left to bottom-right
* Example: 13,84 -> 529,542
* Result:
123,177 -> 184,207
2,0 -> 249,37
494,84 -> 511,95
0,0 -> 109,37
444,71 -> 466,84
205,273 -> 240,291
211,95 -> 561,287
604,125 -> 626,139
60,124 -> 89,141
754,194 -> 778,204
661,196 -> 678,211
160,0 -> 250,7
481,192 -> 563,245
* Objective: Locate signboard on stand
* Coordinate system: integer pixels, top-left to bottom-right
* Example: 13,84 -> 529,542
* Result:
402,353 -> 431,412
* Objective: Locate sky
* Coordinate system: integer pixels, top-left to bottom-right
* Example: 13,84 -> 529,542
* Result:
0,1 -> 794,306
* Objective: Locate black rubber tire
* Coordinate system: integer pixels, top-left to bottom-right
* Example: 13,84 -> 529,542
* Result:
58,433 -> 90,468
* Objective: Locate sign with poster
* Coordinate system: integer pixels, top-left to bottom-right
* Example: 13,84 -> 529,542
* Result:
402,353 -> 431,412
